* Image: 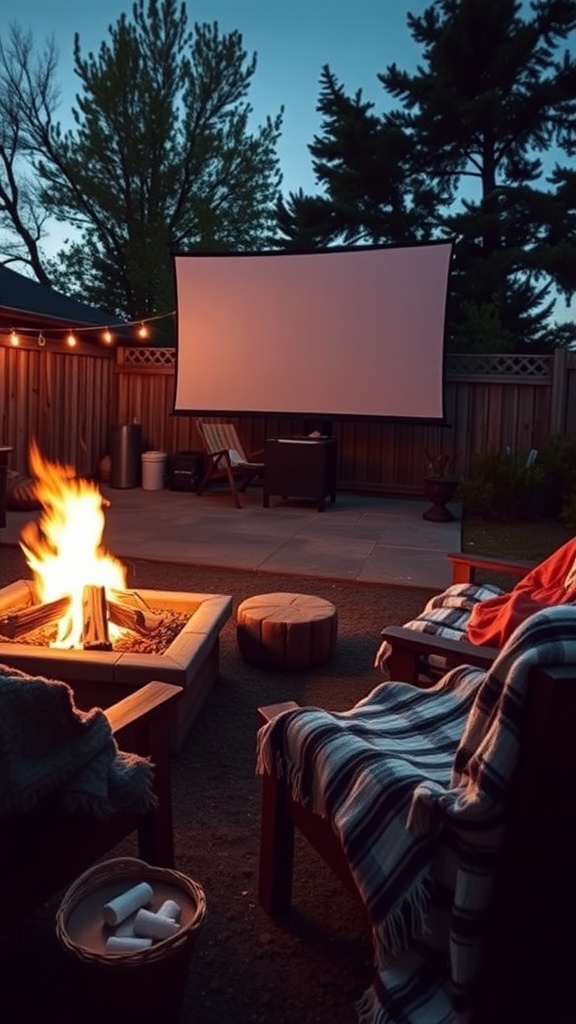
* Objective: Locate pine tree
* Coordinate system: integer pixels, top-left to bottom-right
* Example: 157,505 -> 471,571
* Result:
279,0 -> 576,350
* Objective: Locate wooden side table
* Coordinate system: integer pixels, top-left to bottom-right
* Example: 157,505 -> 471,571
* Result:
237,592 -> 337,669
263,437 -> 337,512
0,446 -> 13,529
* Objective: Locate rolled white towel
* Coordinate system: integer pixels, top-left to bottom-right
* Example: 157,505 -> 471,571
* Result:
105,936 -> 153,952
114,913 -> 137,937
102,882 -> 153,926
156,899 -> 181,922
134,907 -> 180,940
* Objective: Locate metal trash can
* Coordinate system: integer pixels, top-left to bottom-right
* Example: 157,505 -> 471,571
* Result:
110,424 -> 142,488
141,450 -> 167,491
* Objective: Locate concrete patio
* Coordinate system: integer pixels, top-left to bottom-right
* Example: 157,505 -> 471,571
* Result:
1,482 -> 462,591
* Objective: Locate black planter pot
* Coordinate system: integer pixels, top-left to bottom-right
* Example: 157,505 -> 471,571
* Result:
422,476 -> 458,522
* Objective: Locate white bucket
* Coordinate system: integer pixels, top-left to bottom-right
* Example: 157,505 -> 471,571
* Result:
141,451 -> 167,491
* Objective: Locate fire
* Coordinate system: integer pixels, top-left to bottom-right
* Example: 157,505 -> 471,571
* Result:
19,440 -> 127,648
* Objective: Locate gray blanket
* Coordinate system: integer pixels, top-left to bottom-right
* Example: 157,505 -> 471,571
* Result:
0,663 -> 156,819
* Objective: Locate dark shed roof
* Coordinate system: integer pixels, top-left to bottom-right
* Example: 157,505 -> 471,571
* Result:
0,264 -> 118,328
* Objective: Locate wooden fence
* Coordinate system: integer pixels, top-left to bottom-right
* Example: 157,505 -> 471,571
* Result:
2,335 -> 576,496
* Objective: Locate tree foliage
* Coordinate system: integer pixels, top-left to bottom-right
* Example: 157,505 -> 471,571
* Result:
0,0 -> 283,323
0,28 -> 59,285
278,0 -> 576,351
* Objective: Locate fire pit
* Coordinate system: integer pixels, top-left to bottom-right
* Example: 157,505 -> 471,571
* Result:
0,579 -> 231,753
0,442 -> 232,752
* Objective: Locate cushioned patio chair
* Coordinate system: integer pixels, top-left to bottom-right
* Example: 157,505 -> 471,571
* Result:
196,421 -> 264,508
256,606 -> 576,1024
376,543 -> 576,684
0,676 -> 181,924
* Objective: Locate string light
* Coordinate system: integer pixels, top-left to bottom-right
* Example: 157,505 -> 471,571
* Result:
1,310 -> 175,349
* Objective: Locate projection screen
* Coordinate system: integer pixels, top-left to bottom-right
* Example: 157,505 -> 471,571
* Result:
173,240 -> 453,422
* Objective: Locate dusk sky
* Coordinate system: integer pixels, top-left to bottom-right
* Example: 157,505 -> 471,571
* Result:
1,0 -> 572,325
1,0 -> 430,197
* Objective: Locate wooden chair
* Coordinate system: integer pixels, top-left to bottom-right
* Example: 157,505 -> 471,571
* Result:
1,679 -> 181,924
196,421 -> 264,508
255,552 -> 538,920
379,550 -> 536,684
256,595 -> 576,1022
257,674 -> 576,1023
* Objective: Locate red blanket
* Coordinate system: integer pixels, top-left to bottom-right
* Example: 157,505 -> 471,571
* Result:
465,536 -> 576,647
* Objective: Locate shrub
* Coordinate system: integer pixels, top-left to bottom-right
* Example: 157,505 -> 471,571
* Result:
459,448 -> 545,520
560,487 -> 576,531
535,435 -> 576,518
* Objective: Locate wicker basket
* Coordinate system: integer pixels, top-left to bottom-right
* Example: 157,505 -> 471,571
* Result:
56,857 -> 207,1023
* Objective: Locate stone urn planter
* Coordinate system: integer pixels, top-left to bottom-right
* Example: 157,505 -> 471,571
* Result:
422,449 -> 458,521
422,475 -> 459,522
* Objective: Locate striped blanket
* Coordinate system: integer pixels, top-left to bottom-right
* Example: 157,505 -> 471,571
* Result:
374,581 -> 504,676
257,605 -> 576,1024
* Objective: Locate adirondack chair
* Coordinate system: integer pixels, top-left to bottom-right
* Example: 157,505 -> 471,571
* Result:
256,615 -> 576,1023
377,545 -> 575,684
1,678 -> 181,924
196,421 -> 264,508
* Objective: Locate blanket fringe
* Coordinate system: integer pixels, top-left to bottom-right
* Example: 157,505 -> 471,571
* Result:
356,985 -> 388,1024
374,873 -> 432,963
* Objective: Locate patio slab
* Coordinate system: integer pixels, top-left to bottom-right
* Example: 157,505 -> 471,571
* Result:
1,485 -> 462,590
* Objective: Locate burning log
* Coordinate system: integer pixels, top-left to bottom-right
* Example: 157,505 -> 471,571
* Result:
108,591 -> 163,636
0,596 -> 71,640
82,585 -> 112,651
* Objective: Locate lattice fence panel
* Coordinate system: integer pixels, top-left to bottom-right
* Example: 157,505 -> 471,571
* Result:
446,353 -> 552,379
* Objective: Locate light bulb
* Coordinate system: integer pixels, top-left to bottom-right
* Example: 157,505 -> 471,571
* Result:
66,332 -> 77,347
10,329 -> 19,346
138,322 -> 149,340
103,328 -> 113,344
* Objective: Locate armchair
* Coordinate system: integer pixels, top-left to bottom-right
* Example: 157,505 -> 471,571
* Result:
377,544 -> 575,684
256,606 -> 576,1024
196,421 -> 264,508
0,678 -> 181,924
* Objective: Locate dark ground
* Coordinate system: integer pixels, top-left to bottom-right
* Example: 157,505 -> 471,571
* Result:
0,518 -> 567,1024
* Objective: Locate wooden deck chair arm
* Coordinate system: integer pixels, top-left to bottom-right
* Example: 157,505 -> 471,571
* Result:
447,551 -> 532,584
206,446 -> 230,461
381,625 -> 499,683
105,679 -> 182,735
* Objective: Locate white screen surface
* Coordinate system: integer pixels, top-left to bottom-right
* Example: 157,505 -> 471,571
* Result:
173,241 -> 453,421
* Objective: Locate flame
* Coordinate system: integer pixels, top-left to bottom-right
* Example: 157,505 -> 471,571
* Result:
19,440 -> 127,648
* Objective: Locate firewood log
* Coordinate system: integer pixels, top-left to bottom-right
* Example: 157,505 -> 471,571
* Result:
0,596 -> 71,640
108,592 -> 162,635
82,584 -> 112,650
